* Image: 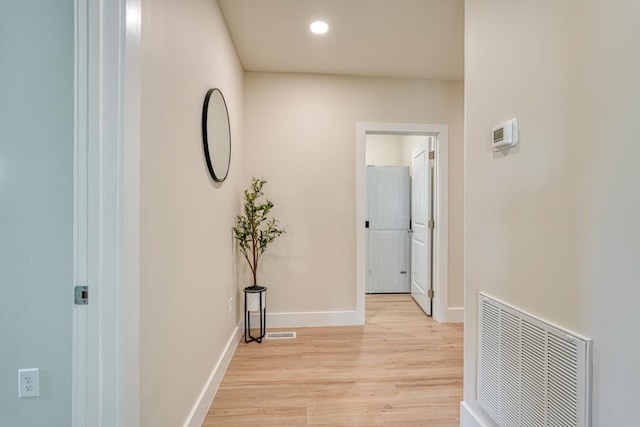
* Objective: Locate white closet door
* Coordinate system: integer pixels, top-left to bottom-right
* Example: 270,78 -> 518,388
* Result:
367,230 -> 411,293
367,166 -> 410,230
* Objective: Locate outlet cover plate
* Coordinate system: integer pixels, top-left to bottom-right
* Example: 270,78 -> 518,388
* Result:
18,368 -> 40,398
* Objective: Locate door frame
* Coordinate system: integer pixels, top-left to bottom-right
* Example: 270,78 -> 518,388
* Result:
73,0 -> 141,425
356,122 -> 449,323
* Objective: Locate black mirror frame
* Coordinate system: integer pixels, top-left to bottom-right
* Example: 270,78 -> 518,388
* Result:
202,88 -> 231,182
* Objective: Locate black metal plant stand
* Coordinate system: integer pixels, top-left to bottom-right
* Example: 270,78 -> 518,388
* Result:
244,286 -> 267,343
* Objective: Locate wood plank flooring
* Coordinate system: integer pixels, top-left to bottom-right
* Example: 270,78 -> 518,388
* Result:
204,294 -> 463,426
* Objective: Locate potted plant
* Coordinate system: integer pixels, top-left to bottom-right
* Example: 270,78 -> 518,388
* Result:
233,177 -> 285,312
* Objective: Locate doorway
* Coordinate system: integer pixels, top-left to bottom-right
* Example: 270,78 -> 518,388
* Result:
356,122 -> 449,323
0,1 -> 141,425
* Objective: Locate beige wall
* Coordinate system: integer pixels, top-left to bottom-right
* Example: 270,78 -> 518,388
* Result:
139,0 -> 244,425
366,134 -> 404,166
366,135 -> 435,169
243,72 -> 464,314
464,0 -> 640,424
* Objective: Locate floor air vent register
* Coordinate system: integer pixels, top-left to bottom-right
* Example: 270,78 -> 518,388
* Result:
478,293 -> 592,427
265,331 -> 296,340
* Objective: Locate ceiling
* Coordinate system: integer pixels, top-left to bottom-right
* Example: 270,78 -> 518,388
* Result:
217,0 -> 464,81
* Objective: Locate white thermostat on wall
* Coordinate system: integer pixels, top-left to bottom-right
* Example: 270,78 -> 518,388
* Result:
492,118 -> 518,151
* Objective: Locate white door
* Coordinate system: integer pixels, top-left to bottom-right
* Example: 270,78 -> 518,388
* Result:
367,230 -> 411,293
0,1 -> 78,425
411,141 -> 433,315
367,166 -> 410,230
366,166 -> 411,293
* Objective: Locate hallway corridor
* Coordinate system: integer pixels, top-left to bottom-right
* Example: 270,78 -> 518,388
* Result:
205,294 -> 463,426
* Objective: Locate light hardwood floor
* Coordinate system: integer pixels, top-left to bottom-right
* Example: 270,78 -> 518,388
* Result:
204,294 -> 463,426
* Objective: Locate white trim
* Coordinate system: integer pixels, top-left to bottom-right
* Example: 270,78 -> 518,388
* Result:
250,311 -> 361,328
460,401 -> 496,427
79,0 -> 141,426
89,0 -> 122,421
356,122 -> 449,324
98,0 -> 139,425
183,327 -> 242,427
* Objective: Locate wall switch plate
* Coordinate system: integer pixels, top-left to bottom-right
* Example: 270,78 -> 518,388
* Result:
18,368 -> 40,398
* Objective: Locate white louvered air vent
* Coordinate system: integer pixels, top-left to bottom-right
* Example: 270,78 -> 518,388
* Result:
265,331 -> 296,340
478,293 -> 592,427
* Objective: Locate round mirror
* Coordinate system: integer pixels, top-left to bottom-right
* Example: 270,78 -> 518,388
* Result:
202,88 -> 231,182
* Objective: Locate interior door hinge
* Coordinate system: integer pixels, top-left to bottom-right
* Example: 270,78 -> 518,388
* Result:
74,286 -> 88,305
428,151 -> 435,160
428,220 -> 435,230
427,289 -> 434,299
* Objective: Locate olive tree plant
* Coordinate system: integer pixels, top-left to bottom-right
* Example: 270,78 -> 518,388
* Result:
232,177 -> 285,289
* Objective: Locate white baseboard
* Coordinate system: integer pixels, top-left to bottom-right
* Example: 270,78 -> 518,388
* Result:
183,326 -> 241,427
250,308 -> 459,328
460,401 -> 495,427
249,310 -> 361,328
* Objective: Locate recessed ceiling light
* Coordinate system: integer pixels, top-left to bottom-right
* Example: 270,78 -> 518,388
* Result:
310,20 -> 329,34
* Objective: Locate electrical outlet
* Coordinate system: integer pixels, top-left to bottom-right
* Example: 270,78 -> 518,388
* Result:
228,297 -> 233,315
18,368 -> 40,398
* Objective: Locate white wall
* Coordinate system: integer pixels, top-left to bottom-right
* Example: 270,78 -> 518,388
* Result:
463,1 -> 640,424
139,0 -> 244,425
243,72 -> 464,316
0,2 -> 73,426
